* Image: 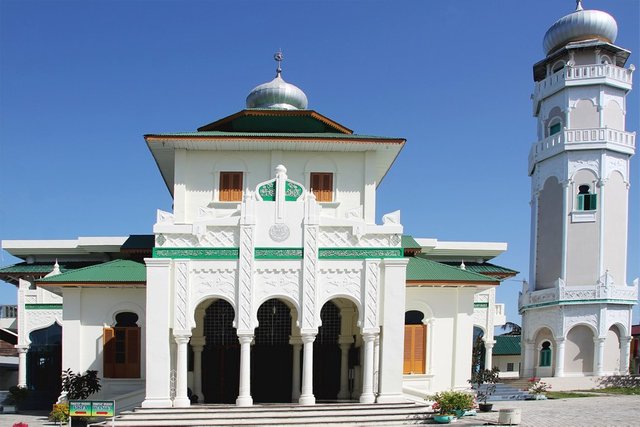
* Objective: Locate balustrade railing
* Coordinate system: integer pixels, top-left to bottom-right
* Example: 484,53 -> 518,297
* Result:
0,305 -> 17,319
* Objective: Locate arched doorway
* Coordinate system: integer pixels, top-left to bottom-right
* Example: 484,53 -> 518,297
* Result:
251,299 -> 292,403
202,299 -> 239,403
472,326 -> 485,373
313,301 -> 341,400
27,323 -> 62,409
565,325 -> 595,375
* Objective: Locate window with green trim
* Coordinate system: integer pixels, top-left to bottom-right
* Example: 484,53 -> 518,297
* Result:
549,122 -> 562,136
539,341 -> 552,367
577,185 -> 597,211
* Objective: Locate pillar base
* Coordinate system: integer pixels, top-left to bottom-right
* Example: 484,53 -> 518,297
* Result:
299,394 -> 315,405
173,397 -> 191,408
359,393 -> 375,404
337,391 -> 350,400
141,398 -> 173,408
236,396 -> 253,407
376,393 -> 406,404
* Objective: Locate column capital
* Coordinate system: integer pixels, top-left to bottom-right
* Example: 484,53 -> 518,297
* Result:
301,333 -> 316,344
15,345 -> 29,353
289,335 -> 303,346
594,337 -> 606,344
554,337 -> 566,344
362,331 -> 378,342
174,335 -> 191,345
190,336 -> 206,347
621,336 -> 633,344
338,335 -> 354,345
238,334 -> 254,345
483,341 -> 495,349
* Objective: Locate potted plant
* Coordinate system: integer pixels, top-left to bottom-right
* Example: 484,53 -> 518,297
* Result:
527,377 -> 550,400
469,367 -> 500,412
3,385 -> 29,413
59,369 -> 101,427
429,390 -> 475,424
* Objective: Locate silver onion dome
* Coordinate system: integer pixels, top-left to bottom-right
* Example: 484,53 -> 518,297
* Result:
543,1 -> 618,54
246,52 -> 308,110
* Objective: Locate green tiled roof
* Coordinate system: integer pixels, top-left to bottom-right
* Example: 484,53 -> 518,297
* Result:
121,235 -> 154,250
493,335 -> 521,355
442,262 -> 518,276
38,260 -> 146,284
0,262 -> 95,275
406,257 -> 497,283
145,131 -> 401,141
402,235 -> 421,250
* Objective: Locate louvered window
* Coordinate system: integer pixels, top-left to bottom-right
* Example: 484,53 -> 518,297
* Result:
103,312 -> 140,378
403,324 -> 426,374
577,184 -> 597,211
219,172 -> 243,202
310,172 -> 333,202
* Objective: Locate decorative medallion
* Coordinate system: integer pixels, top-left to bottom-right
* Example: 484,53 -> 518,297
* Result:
269,224 -> 290,242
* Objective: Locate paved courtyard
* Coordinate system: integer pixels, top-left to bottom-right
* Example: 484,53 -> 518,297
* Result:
0,394 -> 639,426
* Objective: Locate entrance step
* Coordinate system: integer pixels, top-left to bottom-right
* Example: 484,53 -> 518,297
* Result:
90,402 -> 432,426
473,383 -> 531,401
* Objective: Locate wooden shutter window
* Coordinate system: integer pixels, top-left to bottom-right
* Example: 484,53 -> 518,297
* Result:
103,327 -> 116,378
403,324 -> 426,374
126,327 -> 141,378
220,172 -> 243,202
310,172 -> 333,202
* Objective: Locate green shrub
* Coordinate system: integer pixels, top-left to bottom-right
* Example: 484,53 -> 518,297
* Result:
61,369 -> 101,400
3,386 -> 29,406
429,390 -> 475,415
50,403 -> 70,423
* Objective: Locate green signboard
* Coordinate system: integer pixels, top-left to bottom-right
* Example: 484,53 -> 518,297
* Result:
69,400 -> 115,418
69,401 -> 91,417
91,401 -> 115,417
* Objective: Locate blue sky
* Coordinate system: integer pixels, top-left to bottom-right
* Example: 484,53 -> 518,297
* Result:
0,0 -> 638,326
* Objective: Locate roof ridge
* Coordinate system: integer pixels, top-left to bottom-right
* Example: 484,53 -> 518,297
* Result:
38,259 -> 143,282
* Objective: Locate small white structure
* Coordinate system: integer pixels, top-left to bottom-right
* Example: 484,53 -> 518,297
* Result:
521,1 -> 637,378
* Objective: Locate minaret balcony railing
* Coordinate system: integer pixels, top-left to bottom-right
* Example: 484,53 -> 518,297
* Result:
518,277 -> 639,313
533,63 -> 634,114
528,127 -> 636,173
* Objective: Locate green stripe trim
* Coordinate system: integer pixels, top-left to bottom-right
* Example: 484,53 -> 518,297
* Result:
474,302 -> 489,308
318,247 -> 403,259
25,304 -> 63,310
152,247 -> 239,259
522,298 -> 637,310
255,248 -> 303,259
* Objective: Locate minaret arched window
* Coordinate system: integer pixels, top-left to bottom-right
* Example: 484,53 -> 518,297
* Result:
577,184 -> 597,211
539,341 -> 552,367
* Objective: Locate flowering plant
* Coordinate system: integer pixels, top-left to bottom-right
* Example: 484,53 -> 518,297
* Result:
428,390 -> 475,415
528,377 -> 551,395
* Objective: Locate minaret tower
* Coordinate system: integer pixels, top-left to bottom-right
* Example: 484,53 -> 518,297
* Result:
520,1 -> 637,378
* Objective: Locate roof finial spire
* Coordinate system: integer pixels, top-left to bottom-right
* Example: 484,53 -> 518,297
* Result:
274,50 -> 283,78
576,0 -> 583,11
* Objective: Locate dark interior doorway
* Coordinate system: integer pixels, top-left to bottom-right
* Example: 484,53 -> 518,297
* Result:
26,323 -> 62,409
202,299 -> 239,403
313,301 -> 341,400
251,299 -> 292,403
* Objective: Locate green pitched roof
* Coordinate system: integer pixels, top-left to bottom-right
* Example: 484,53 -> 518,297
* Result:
493,335 -> 521,355
197,110 -> 353,134
145,131 -> 401,141
442,262 -> 518,277
406,257 -> 497,283
38,260 -> 146,284
402,235 -> 421,250
0,262 -> 95,275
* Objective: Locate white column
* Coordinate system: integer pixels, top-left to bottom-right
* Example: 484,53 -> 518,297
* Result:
554,337 -> 565,377
337,341 -> 351,400
594,337 -> 606,376
377,258 -> 409,403
191,337 -> 205,403
484,340 -> 495,370
236,334 -> 253,406
290,337 -> 302,402
142,258 -> 173,408
373,335 -> 380,395
299,333 -> 316,405
16,346 -> 28,388
620,337 -> 632,375
522,339 -> 535,378
560,180 -> 571,281
360,332 -> 376,404
173,335 -> 191,407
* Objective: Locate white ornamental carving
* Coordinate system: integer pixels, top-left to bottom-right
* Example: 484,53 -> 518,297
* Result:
157,209 -> 174,224
163,234 -> 199,247
174,261 -> 189,331
563,305 -> 598,335
256,269 -> 300,303
568,154 -> 600,179
302,225 -> 318,329
238,225 -> 254,331
524,307 -> 562,340
269,224 -> 290,242
319,227 -> 400,248
26,309 -> 62,337
321,269 -> 362,302
472,306 -> 488,329
191,269 -> 236,303
198,227 -> 238,247
605,307 -> 632,334
606,155 -> 628,181
363,260 -> 380,329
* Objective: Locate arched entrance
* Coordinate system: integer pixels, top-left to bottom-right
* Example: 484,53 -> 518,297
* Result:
27,323 -> 62,409
313,301 -> 341,400
202,299 -> 239,403
251,299 -> 292,403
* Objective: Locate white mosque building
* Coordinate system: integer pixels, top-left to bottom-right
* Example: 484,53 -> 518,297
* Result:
520,0 -> 637,378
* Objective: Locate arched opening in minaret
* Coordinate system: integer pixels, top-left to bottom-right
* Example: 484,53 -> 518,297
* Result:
565,325 -> 595,375
201,299 -> 239,404
251,298 -> 293,403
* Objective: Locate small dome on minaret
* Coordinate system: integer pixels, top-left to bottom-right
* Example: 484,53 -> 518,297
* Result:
246,51 -> 308,110
542,0 -> 618,55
